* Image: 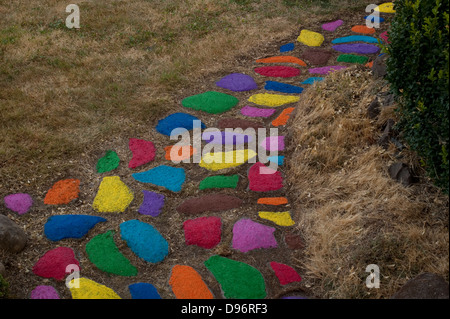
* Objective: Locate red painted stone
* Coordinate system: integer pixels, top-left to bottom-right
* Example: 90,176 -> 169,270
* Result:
32,247 -> 80,281
270,261 -> 302,285
248,162 -> 283,192
128,138 -> 156,169
183,217 -> 222,249
254,66 -> 300,78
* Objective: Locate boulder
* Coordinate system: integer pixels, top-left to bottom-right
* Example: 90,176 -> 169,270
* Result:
0,215 -> 27,253
367,97 -> 380,119
388,162 -> 415,186
372,54 -> 388,78
391,273 -> 449,299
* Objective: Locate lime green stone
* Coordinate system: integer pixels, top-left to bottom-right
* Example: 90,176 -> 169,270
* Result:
96,150 -> 120,173
199,175 -> 239,190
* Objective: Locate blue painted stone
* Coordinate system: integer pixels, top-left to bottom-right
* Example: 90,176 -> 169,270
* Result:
155,113 -> 206,136
301,77 -> 323,85
215,73 -> 258,92
44,215 -> 107,241
331,35 -> 379,44
120,219 -> 169,263
264,81 -> 304,94
280,43 -> 295,52
128,283 -> 161,299
268,155 -> 284,165
364,15 -> 385,23
132,165 -> 186,192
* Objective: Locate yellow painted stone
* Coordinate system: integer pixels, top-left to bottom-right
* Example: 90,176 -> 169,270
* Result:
248,93 -> 300,107
92,176 -> 134,213
297,29 -> 325,47
69,277 -> 121,299
258,211 -> 295,226
200,149 -> 257,171
375,2 -> 395,13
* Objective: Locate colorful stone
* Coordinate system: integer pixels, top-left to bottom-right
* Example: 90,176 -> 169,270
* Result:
44,214 -> 107,241
232,218 -> 277,253
3,193 -> 33,215
132,165 -> 186,192
183,216 -> 222,249
128,138 -> 156,169
215,73 -> 258,92
182,91 -> 239,114
92,176 -> 134,213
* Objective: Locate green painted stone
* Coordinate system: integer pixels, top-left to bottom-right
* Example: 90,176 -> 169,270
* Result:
86,230 -> 137,276
199,175 -> 239,190
96,150 -> 120,173
336,54 -> 369,64
181,91 -> 239,114
204,255 -> 266,299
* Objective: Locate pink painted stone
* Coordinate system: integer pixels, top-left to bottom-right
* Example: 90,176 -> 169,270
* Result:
309,65 -> 347,74
322,19 -> 344,32
260,136 -> 285,151
270,262 -> 302,285
32,247 -> 80,281
254,66 -> 301,78
30,285 -> 60,299
183,216 -> 222,249
128,138 -> 156,169
240,105 -> 276,118
380,31 -> 390,44
232,219 -> 277,252
248,162 -> 283,192
4,193 -> 33,215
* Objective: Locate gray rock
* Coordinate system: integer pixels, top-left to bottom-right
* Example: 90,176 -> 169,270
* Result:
391,273 -> 449,299
372,54 -> 388,78
388,162 -> 415,186
378,119 -> 395,149
0,215 -> 27,253
367,98 -> 381,119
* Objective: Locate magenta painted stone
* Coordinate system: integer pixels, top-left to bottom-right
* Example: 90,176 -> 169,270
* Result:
232,218 -> 277,252
270,262 -> 302,285
248,162 -> 283,192
183,216 -> 222,249
4,193 -> 33,215
332,43 -> 380,54
30,285 -> 60,299
322,19 -> 343,31
380,31 -> 390,44
308,65 -> 347,74
138,190 -> 165,217
254,66 -> 300,78
216,73 -> 258,92
32,247 -> 80,281
240,105 -> 276,118
128,138 -> 156,169
260,136 -> 285,151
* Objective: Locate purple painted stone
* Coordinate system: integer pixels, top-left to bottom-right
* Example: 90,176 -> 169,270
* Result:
260,136 -> 285,151
30,285 -> 60,299
138,190 -> 165,217
332,43 -> 380,54
232,218 -> 277,253
202,131 -> 253,145
4,193 -> 33,215
240,105 -> 276,118
322,19 -> 343,32
216,73 -> 258,92
308,65 -> 347,75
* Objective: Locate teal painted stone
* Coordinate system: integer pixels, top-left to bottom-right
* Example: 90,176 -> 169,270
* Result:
132,165 -> 185,192
182,91 -> 239,114
331,35 -> 379,44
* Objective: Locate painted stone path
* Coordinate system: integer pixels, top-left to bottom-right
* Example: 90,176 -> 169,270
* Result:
3,3 -> 395,299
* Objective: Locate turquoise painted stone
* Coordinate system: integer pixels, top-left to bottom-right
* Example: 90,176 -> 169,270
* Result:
182,91 -> 239,114
301,77 -> 323,85
132,165 -> 186,192
331,35 -> 379,44
44,215 -> 107,241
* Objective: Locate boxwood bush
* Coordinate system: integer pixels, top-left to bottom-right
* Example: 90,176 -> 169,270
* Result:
385,0 -> 449,194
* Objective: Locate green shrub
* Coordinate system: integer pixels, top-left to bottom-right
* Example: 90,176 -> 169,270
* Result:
0,274 -> 9,298
385,0 -> 449,194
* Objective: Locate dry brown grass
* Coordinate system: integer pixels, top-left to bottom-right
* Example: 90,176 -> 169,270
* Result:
285,67 -> 449,299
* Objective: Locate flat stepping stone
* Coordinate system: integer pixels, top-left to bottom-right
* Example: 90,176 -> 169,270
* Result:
308,65 -> 347,75
3,193 -> 33,215
44,179 -> 80,205
96,150 -> 120,173
364,15 -> 385,23
256,56 -> 306,67
199,149 -> 257,171
92,176 -> 134,213
332,43 -> 380,54
240,105 -> 276,118
258,211 -> 295,226
217,118 -> 264,130
300,48 -> 332,65
284,233 -> 304,250
129,283 -> 161,299
297,29 -> 325,47
128,138 -> 156,169
199,175 -> 239,190
254,66 -> 300,78
202,130 -> 253,145
120,219 -> 169,263
30,285 -> 60,299
375,2 -> 395,13
272,107 -> 295,126
248,162 -> 283,192
169,265 -> 214,299
269,262 -> 302,285
156,112 -> 206,136
257,197 -> 288,206
215,73 -> 257,92
138,190 -> 165,217
301,77 -> 324,84
177,194 -> 242,215
204,255 -> 266,299
260,136 -> 285,151
232,218 -> 277,252
380,31 -> 390,43
331,35 -> 379,44
280,42 -> 294,52
181,91 -> 239,114
351,25 -> 376,34
164,145 -> 196,162
322,19 -> 343,32
44,214 -> 107,241
183,216 -> 222,249
248,93 -> 299,107
337,54 -> 369,64
32,247 -> 80,281
69,277 -> 121,299
132,165 -> 185,192
264,81 -> 304,94
86,230 -> 138,276
268,155 -> 285,165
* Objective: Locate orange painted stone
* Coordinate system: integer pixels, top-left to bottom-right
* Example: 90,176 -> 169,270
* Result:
257,197 -> 288,206
351,25 -> 376,34
365,61 -> 374,68
169,265 -> 214,299
44,179 -> 80,205
256,56 -> 307,67
164,145 -> 196,161
271,107 -> 295,126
